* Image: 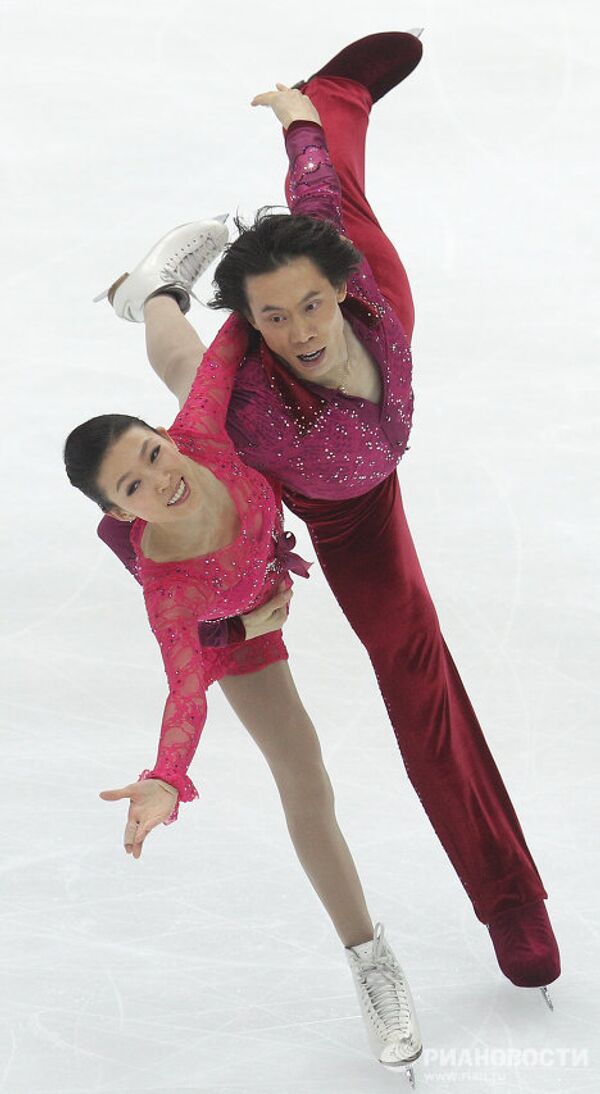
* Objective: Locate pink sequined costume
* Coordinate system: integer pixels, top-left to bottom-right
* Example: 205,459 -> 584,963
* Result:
127,317 -> 310,822
99,76 -> 549,928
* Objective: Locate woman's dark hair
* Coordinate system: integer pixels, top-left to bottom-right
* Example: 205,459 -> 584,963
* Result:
208,207 -> 362,315
64,414 -> 160,512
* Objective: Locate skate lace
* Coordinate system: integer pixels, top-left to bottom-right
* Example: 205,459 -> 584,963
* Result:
358,955 -> 412,1036
160,241 -> 217,288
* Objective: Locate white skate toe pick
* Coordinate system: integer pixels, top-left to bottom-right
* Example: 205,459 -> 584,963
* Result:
345,922 -> 422,1080
93,216 -> 230,322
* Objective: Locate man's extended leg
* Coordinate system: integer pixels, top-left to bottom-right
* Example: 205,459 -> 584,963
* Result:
286,475 -> 548,924
285,73 -> 416,340
283,476 -> 560,988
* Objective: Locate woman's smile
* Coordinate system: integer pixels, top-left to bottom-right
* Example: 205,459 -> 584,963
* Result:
167,476 -> 190,506
95,425 -> 202,525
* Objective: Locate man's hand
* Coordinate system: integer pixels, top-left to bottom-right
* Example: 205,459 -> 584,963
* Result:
99,778 -> 178,858
251,83 -> 322,129
241,582 -> 293,640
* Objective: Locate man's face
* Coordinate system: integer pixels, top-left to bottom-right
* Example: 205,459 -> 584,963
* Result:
245,256 -> 347,385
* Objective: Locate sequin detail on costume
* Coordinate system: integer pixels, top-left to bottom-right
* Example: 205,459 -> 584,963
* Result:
130,314 -> 310,823
226,121 -> 414,499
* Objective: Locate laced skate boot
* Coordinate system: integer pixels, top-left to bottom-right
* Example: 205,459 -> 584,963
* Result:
487,900 -> 561,1010
292,30 -> 424,102
93,216 -> 229,323
345,922 -> 422,1086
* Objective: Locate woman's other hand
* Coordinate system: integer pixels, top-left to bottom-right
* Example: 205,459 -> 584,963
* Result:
251,83 -> 322,129
241,581 -> 293,640
99,778 -> 179,858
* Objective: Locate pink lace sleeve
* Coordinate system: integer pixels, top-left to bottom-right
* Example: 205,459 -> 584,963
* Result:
135,316 -> 263,822
138,579 -> 213,824
172,312 -> 250,440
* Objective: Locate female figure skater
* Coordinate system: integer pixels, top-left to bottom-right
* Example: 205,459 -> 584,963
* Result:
65,253 -> 422,1076
95,32 -> 560,1016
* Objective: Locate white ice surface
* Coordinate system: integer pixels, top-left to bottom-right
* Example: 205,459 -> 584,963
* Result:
1,1 -> 599,1091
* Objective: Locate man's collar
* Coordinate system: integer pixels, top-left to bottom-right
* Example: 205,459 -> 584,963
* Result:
341,289 -> 384,329
257,291 -> 382,432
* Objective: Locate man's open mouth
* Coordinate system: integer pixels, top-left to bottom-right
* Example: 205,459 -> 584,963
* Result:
297,347 -> 325,364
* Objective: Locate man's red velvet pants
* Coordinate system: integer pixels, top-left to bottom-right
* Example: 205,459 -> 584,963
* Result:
284,76 -> 547,923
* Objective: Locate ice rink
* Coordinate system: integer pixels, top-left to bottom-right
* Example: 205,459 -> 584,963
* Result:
2,1 -> 599,1091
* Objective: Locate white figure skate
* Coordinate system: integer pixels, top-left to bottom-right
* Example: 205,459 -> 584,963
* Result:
93,216 -> 229,322
345,922 -> 422,1087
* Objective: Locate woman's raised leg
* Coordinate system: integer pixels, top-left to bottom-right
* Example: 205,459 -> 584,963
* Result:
99,217 -> 228,403
143,295 -> 207,408
218,661 -> 374,949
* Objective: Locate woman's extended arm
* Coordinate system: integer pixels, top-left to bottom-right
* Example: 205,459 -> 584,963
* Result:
137,582 -> 209,818
98,581 -> 211,856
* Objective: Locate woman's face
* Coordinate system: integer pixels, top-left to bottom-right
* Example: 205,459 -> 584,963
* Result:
244,256 -> 347,385
96,425 -> 196,524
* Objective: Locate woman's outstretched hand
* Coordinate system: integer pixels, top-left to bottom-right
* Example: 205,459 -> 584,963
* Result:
99,778 -> 178,858
251,83 -> 322,129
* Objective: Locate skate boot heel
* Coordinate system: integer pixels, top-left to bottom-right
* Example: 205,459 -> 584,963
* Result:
93,272 -> 129,306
